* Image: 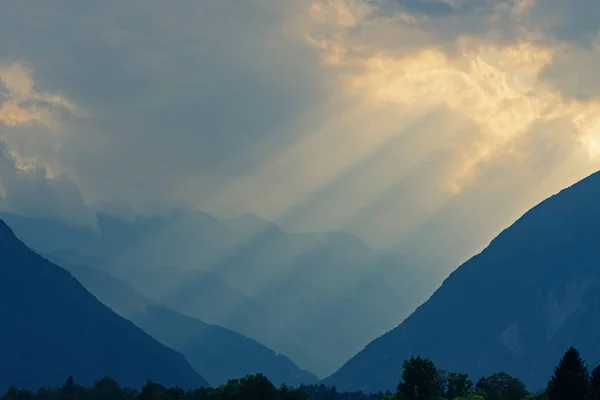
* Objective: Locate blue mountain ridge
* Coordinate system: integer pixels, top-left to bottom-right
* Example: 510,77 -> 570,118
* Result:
325,170 -> 600,392
0,220 -> 208,390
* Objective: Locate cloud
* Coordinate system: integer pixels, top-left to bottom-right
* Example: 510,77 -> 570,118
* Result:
1,0 -> 600,262
0,1 -> 333,209
540,36 -> 600,101
0,62 -> 90,225
0,62 -> 77,127
305,0 -> 600,162
259,0 -> 600,254
527,0 -> 600,43
0,142 -> 93,225
332,40 -> 600,189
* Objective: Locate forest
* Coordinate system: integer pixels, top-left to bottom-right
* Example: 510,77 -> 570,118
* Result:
2,346 -> 597,400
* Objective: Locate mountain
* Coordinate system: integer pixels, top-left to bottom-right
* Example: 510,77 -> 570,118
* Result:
223,212 -> 283,237
0,210 -> 440,377
0,212 -> 97,254
108,223 -> 438,377
205,227 -> 439,376
325,170 -> 600,393
52,259 -> 317,386
115,266 -> 282,352
0,220 -> 207,390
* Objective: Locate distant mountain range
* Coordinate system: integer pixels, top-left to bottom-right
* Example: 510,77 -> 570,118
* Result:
51,258 -> 317,387
0,210 -> 441,376
325,170 -> 600,392
4,167 -> 600,392
0,220 -> 206,390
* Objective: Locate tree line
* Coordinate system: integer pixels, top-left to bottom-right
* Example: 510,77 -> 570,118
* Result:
392,346 -> 599,400
1,375 -> 387,400
2,346 -> 598,400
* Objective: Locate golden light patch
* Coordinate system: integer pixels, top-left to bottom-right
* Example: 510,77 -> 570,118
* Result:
0,62 -> 77,184
310,0 -> 374,28
581,118 -> 600,159
305,0 -> 600,194
0,62 -> 77,128
7,149 -> 38,173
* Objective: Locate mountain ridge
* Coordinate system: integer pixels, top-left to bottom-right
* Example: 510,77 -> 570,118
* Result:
54,259 -> 318,387
0,219 -> 208,390
325,170 -> 600,392
0,209 -> 440,377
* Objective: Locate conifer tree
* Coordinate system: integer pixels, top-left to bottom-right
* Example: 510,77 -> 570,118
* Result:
589,365 -> 600,400
546,347 -> 588,400
59,376 -> 76,400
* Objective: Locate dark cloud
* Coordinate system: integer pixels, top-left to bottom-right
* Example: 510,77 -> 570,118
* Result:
529,0 -> 600,44
540,43 -> 600,101
0,1 -> 330,207
390,0 -> 455,17
0,140 -> 93,225
384,0 -> 510,17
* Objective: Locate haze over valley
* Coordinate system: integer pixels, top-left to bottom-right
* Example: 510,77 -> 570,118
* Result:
2,1 -> 600,399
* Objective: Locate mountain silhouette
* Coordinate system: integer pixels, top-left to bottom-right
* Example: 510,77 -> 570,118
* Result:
325,170 -> 600,392
0,210 -> 439,377
118,266 -> 282,355
0,220 -> 207,390
54,260 -> 318,387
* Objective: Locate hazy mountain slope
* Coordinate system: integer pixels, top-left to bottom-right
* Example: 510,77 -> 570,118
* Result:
117,266 -> 281,351
57,262 -> 318,386
1,210 -> 439,377
0,220 -> 207,391
0,212 -> 97,254
92,210 -> 236,269
325,170 -> 600,392
222,212 -> 283,237
119,227 -> 436,377
212,232 -> 436,376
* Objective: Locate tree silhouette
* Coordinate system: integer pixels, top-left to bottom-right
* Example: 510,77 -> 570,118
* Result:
92,377 -> 123,400
139,380 -> 155,400
239,374 -> 278,400
547,347 -> 588,400
475,372 -> 528,400
445,372 -> 473,399
589,365 -> 600,400
59,376 -> 76,400
396,356 -> 443,400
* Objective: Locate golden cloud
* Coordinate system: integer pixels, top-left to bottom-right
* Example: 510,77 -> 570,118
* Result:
305,0 -> 600,194
0,62 -> 77,128
0,62 -> 77,185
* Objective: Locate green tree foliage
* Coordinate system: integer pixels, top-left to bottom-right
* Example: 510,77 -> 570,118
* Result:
2,375 -> 385,400
212,374 -> 278,400
475,372 -> 528,400
297,384 -> 386,400
444,373 -> 473,399
7,348 -> 600,400
546,347 -> 588,400
453,395 -> 484,400
396,356 -> 444,400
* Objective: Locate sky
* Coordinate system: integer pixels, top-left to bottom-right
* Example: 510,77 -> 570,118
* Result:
1,0 -> 600,265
